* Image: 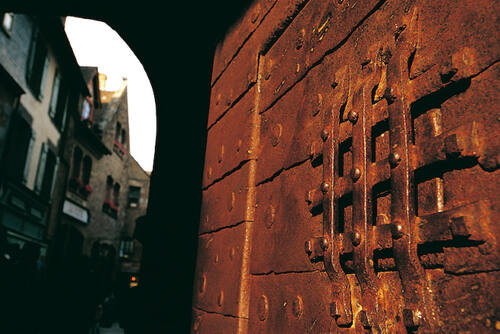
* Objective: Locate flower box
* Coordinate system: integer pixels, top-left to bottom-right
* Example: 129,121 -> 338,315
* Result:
69,177 -> 83,191
103,199 -> 119,218
79,183 -> 93,199
113,140 -> 128,158
110,202 -> 119,212
84,184 -> 93,193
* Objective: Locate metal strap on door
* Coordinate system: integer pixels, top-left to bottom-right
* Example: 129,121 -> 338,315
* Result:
304,9 -> 499,333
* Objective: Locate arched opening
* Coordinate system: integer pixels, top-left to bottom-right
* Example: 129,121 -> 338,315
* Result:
0,12 -> 158,334
0,2 -> 250,332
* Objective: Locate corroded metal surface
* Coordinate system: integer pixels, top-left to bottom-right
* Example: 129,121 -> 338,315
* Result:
211,0 -> 277,85
203,87 -> 257,188
191,308 -> 242,334
251,161 -> 323,274
195,0 -> 500,332
199,163 -> 254,234
193,222 -> 250,316
208,0 -> 310,128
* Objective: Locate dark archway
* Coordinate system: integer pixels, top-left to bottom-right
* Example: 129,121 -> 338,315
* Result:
1,1 -> 254,333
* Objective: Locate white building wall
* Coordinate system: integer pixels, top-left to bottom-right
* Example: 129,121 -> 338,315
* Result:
19,47 -> 61,190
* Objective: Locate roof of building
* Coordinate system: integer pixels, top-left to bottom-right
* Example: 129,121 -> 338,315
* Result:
39,16 -> 90,96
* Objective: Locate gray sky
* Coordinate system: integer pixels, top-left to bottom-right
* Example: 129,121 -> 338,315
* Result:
65,16 -> 156,172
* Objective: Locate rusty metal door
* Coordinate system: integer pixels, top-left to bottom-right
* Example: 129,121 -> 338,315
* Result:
193,0 -> 500,333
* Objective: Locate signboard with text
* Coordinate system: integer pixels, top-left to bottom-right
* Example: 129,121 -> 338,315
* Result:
63,199 -> 89,224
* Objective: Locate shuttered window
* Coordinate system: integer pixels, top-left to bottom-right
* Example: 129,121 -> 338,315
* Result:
48,70 -> 69,130
34,143 -> 59,200
113,183 -> 120,207
48,71 -> 60,118
22,132 -> 36,184
82,156 -> 92,185
26,25 -> 49,99
128,186 -> 141,207
3,113 -> 33,184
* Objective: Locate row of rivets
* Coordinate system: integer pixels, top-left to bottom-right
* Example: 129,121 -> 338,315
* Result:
304,237 -> 329,258
206,139 -> 245,179
349,221 -> 404,248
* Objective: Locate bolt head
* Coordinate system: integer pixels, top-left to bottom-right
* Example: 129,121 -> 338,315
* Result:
350,167 -> 361,182
265,205 -> 276,229
218,290 -> 224,307
229,247 -> 236,260
271,123 -> 282,147
218,145 -> 225,163
391,222 -> 404,239
309,141 -> 321,159
351,231 -> 361,246
292,296 -> 303,318
227,192 -> 235,212
258,295 -> 269,321
384,87 -> 397,103
389,151 -> 401,167
403,309 -> 422,328
304,240 -> 312,254
359,310 -> 372,328
320,182 -> 330,193
251,11 -> 260,23
192,316 -> 201,332
347,110 -> 358,123
320,237 -> 329,250
306,190 -> 314,204
321,129 -> 329,141
198,274 -> 207,294
330,302 -> 340,318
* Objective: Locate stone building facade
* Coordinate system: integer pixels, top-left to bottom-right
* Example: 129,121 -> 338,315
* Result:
0,14 -> 88,262
0,14 -> 150,294
53,68 -> 150,291
120,156 -> 150,277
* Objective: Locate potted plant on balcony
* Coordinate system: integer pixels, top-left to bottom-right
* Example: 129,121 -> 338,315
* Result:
103,199 -> 112,211
69,178 -> 83,192
109,202 -> 119,218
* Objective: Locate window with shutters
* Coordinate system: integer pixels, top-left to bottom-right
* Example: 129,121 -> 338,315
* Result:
113,183 -> 120,208
34,143 -> 58,200
3,113 -> 34,185
82,156 -> 92,185
69,146 -> 82,192
128,186 -> 141,208
105,176 -> 113,200
71,146 -> 83,180
103,176 -> 118,218
115,122 -> 121,141
26,25 -> 49,100
119,239 -> 134,259
68,147 -> 93,199
48,70 -> 69,130
113,122 -> 127,158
